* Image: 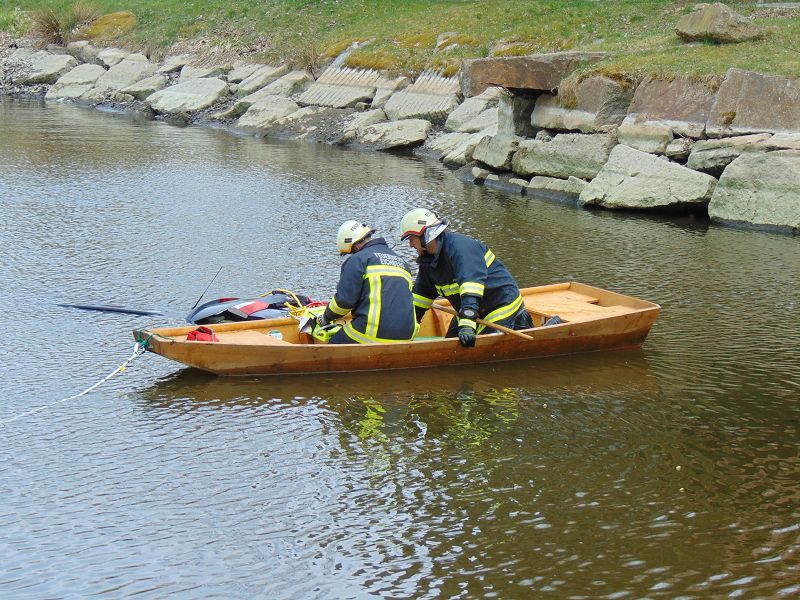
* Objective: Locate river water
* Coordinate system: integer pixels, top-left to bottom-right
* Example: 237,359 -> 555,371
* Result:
0,97 -> 797,598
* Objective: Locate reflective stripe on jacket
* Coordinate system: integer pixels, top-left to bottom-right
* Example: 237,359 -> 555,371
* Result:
413,231 -> 524,332
324,238 -> 417,343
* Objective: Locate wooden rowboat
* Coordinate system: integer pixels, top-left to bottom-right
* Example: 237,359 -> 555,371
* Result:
133,282 -> 660,376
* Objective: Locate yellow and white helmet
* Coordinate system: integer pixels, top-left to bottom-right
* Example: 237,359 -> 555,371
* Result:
336,220 -> 375,254
400,208 -> 447,245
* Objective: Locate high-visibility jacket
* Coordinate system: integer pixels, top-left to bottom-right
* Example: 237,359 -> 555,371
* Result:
323,238 -> 417,343
412,231 -> 524,332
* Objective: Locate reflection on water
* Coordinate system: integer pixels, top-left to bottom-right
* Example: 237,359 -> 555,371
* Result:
1,97 -> 798,599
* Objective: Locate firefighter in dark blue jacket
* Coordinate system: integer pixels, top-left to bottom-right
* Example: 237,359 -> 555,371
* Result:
399,208 -> 532,348
313,220 -> 418,344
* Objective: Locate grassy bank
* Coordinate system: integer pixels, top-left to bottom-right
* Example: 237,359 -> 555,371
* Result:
2,1 -> 799,81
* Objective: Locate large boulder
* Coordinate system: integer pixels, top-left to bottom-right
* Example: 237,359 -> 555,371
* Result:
461,51 -> 607,97
579,144 -> 717,211
708,150 -> 800,232
706,68 -> 800,137
676,3 -> 764,43
45,64 -> 106,99
512,133 -> 617,180
147,77 -> 229,113
626,75 -> 716,139
530,76 -> 633,133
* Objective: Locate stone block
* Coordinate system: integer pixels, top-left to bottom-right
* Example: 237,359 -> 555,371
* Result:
473,134 -> 520,171
461,51 -> 607,97
531,76 -> 632,133
512,133 -> 617,180
617,115 -> 674,154
707,68 -> 800,137
627,75 -> 715,138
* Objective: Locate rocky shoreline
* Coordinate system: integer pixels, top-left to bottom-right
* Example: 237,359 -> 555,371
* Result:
2,13 -> 799,235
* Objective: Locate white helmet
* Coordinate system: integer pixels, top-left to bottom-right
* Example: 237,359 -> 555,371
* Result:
400,208 -> 447,245
336,220 -> 375,254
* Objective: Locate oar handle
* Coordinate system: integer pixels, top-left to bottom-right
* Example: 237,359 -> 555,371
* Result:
430,303 -> 534,341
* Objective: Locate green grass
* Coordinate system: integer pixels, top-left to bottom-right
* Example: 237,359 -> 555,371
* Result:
3,1 -> 799,79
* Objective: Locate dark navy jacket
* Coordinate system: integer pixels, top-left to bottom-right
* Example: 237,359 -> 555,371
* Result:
412,232 -> 524,330
323,238 -> 417,343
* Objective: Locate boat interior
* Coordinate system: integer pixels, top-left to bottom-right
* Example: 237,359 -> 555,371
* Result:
143,282 -> 657,347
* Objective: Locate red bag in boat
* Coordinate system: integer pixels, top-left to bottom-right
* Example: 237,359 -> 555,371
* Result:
186,325 -> 219,342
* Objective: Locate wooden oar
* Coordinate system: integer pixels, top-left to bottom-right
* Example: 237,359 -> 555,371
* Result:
430,303 -> 534,340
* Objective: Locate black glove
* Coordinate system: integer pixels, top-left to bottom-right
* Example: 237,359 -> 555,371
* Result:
458,324 -> 476,348
315,312 -> 330,327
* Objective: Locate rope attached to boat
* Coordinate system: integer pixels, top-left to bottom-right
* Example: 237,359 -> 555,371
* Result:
0,340 -> 149,426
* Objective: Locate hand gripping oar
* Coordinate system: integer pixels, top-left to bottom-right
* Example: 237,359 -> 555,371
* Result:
430,303 -> 534,340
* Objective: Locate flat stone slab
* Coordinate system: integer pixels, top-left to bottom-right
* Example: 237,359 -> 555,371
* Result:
297,66 -> 385,108
45,64 -> 106,99
256,70 -> 314,97
709,150 -> 800,231
147,77 -> 229,113
179,64 -> 233,82
238,64 -> 290,96
357,119 -> 432,150
93,54 -> 156,93
236,96 -> 300,131
157,55 -> 192,74
579,144 -> 717,211
96,48 -> 129,68
226,64 -> 262,83
121,74 -> 168,100
528,175 -> 588,197
707,68 -> 800,137
461,51 -> 607,97
383,70 -> 461,124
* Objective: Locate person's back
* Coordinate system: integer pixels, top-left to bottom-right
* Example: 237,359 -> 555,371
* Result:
318,221 -> 417,344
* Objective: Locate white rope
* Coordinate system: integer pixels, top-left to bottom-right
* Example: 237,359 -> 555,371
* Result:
0,342 -> 146,426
